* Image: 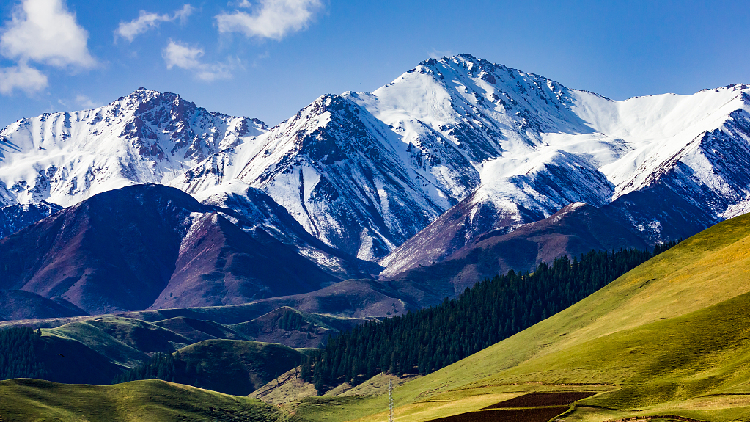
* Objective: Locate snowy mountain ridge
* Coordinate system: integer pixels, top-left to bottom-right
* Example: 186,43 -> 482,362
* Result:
174,55 -> 750,263
0,88 -> 266,208
1,55 -> 749,271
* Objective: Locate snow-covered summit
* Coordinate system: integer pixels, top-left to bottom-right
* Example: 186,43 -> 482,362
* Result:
378,57 -> 750,272
174,93 -> 449,260
171,55 -> 750,263
0,88 -> 266,207
2,56 -> 749,268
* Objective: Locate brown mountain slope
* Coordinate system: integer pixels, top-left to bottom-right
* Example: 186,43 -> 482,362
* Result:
379,202 -> 652,308
0,184 -> 339,316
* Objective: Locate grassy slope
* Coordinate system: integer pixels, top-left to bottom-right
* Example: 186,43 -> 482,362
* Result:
0,378 -> 284,422
174,339 -> 304,395
45,316 -> 190,367
294,213 -> 750,422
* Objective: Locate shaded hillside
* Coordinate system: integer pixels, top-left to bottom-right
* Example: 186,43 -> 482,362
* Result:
150,213 -> 337,309
0,202 -> 61,240
0,184 -> 196,314
0,327 -> 124,385
380,183 -> 705,305
46,316 -> 192,368
380,202 -> 654,305
115,340 -> 304,396
0,184 -> 340,316
231,307 -> 365,349
0,290 -> 86,321
380,189 -> 701,298
154,316 -> 246,343
0,378 -> 283,422
117,278 -> 407,325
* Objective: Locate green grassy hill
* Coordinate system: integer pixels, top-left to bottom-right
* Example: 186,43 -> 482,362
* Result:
176,340 -> 304,395
0,378 -> 284,422
293,213 -> 750,422
45,316 -> 191,367
117,339 -> 305,396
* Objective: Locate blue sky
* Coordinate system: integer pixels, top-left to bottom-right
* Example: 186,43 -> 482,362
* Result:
0,0 -> 748,129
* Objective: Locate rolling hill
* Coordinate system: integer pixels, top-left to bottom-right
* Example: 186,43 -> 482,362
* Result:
0,378 -> 284,422
290,211 -> 750,422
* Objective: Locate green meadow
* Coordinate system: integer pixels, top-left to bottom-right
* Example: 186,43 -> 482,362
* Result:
294,212 -> 750,421
0,378 -> 284,421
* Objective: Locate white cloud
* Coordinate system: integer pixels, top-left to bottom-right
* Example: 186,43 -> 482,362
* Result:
75,94 -> 98,109
115,4 -> 195,43
172,4 -> 195,23
0,0 -> 95,69
0,62 -> 48,94
58,94 -> 99,109
116,11 -> 170,42
163,39 -> 235,81
164,40 -> 203,69
216,0 -> 323,40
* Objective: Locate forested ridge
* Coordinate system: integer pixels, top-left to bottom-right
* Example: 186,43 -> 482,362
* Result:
303,243 -> 678,392
0,327 -> 46,380
111,340 -> 304,395
114,352 -> 181,384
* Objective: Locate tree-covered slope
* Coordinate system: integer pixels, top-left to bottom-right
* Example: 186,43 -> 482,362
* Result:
293,212 -> 750,422
304,246 -> 673,391
115,339 -> 304,396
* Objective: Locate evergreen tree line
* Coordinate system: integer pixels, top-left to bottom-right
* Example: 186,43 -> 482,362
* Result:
303,242 -> 679,392
113,352 -> 203,385
278,311 -> 307,332
0,327 -> 47,380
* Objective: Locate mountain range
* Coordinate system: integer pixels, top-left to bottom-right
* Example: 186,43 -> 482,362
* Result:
1,54 -> 749,320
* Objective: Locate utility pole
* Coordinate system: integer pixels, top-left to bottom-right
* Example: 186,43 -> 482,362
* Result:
388,379 -> 394,422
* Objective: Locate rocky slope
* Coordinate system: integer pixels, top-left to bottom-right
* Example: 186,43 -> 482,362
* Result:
0,202 -> 61,239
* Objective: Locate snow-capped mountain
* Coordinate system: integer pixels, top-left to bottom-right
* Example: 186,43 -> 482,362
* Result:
0,88 -> 266,208
2,55 -> 749,272
174,94 -> 452,260
173,55 -> 608,259
379,62 -> 750,273
174,55 -> 750,264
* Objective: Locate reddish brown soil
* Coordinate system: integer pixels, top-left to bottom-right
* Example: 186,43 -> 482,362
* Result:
483,391 -> 597,409
427,406 -> 568,422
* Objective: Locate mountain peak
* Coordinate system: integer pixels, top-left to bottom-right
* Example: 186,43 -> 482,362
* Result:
416,54 -> 512,79
0,87 -> 266,208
